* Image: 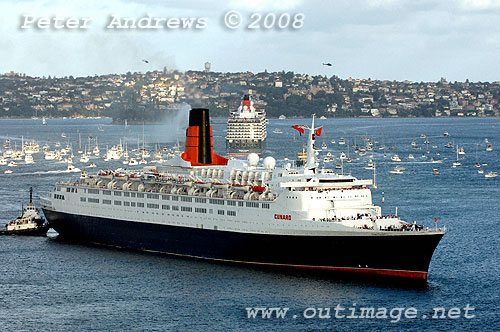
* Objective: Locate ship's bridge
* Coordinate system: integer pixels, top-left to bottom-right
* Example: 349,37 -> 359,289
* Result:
272,169 -> 372,190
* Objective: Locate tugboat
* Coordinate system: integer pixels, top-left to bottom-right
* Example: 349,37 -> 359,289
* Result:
1,187 -> 49,236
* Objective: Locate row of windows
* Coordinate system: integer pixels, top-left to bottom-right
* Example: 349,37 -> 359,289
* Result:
65,187 -> 77,193
80,189 -> 267,209
246,202 -> 260,208
80,196 -> 238,216
54,194 -> 65,200
209,198 -> 224,205
94,198 -> 262,211
226,200 -> 244,207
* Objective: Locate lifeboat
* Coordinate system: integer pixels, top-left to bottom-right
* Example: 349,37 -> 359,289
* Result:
98,171 -> 113,180
179,181 -> 193,187
128,173 -> 143,181
232,184 -> 250,191
212,182 -> 230,190
194,181 -> 211,189
251,186 -> 266,193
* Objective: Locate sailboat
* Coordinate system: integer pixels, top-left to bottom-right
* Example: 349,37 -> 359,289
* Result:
93,137 -> 100,157
452,145 -> 461,167
475,144 -> 481,168
140,123 -> 150,159
77,133 -> 83,154
346,139 -> 352,163
80,146 -> 89,163
364,159 -> 374,170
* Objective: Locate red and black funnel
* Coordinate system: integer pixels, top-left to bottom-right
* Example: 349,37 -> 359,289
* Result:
181,108 -> 228,166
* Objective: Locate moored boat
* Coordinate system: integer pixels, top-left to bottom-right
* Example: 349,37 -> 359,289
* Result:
485,171 -> 498,178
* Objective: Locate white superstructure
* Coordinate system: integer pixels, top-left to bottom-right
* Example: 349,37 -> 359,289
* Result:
43,116 -> 422,235
226,95 -> 267,154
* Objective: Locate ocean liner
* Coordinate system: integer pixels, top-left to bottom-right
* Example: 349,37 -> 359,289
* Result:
41,108 -> 445,280
226,95 -> 267,155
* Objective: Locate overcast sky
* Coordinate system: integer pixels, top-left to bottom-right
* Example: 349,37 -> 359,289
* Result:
1,0 -> 499,82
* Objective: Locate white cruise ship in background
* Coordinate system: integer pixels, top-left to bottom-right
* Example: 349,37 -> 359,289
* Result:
41,108 -> 445,281
226,95 -> 267,155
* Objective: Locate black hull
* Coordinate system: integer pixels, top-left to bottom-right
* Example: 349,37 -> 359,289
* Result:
43,209 -> 444,280
0,224 -> 49,236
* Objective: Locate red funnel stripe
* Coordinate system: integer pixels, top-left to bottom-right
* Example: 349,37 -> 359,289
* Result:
181,124 -> 228,166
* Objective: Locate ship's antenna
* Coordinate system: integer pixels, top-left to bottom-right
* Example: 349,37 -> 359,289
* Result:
305,114 -> 322,173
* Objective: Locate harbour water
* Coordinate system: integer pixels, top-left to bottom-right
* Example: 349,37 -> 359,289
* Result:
0,117 -> 499,331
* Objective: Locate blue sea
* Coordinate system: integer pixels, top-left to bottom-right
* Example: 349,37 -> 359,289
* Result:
0,117 -> 499,331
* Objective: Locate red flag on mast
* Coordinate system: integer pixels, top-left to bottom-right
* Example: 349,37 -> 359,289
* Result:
315,127 -> 323,136
292,125 -> 305,135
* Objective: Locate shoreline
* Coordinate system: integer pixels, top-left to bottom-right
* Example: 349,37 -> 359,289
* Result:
0,116 -> 499,122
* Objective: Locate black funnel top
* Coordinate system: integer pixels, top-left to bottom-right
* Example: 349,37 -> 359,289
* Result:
189,108 -> 212,164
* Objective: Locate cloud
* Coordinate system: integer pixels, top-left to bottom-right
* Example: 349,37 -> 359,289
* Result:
228,0 -> 304,11
458,0 -> 500,11
0,0 -> 498,81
